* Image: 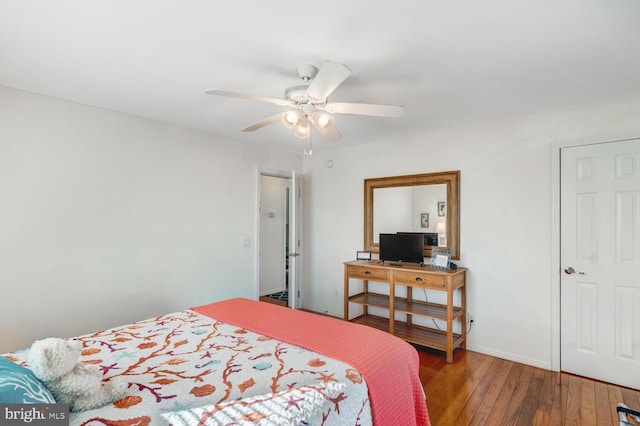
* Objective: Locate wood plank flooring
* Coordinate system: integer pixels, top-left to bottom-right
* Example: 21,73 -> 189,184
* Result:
417,347 -> 640,425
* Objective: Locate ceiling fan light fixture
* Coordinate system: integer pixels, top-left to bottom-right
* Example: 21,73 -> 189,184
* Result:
282,110 -> 299,128
294,120 -> 310,138
317,113 -> 331,128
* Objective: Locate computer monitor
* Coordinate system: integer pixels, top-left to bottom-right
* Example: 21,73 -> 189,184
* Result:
379,233 -> 424,264
379,233 -> 400,263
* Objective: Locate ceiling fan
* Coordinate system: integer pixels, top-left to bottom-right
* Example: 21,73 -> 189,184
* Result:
205,61 -> 404,144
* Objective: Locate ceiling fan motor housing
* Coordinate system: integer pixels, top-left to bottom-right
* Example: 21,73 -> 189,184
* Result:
284,84 -> 311,103
285,64 -> 320,103
296,64 -> 318,81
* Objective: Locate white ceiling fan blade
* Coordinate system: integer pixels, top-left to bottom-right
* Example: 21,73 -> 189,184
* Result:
306,61 -> 351,101
310,112 -> 342,141
241,113 -> 283,132
324,102 -> 404,118
205,90 -> 290,106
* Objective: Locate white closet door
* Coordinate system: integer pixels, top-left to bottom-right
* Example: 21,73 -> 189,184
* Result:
561,138 -> 640,389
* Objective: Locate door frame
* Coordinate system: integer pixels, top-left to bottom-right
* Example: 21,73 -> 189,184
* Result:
255,167 -> 300,304
550,136 -> 640,372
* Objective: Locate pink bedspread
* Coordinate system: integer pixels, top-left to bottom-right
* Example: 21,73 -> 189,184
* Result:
192,298 -> 430,426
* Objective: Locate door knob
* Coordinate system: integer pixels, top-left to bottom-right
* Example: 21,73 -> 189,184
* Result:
564,266 -> 585,275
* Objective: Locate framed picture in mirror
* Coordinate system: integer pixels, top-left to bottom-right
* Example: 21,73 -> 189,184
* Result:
420,213 -> 429,228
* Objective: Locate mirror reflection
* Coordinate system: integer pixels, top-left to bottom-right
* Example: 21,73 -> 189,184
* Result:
373,184 -> 447,245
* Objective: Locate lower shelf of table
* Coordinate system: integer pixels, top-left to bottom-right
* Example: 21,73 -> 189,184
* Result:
350,314 -> 464,352
348,292 -> 464,321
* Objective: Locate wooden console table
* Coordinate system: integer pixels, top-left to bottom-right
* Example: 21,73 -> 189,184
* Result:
344,260 -> 467,363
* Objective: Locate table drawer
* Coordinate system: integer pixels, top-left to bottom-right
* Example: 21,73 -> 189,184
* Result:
347,265 -> 390,282
394,270 -> 445,288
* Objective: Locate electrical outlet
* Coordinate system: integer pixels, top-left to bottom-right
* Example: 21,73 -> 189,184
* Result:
469,314 -> 474,323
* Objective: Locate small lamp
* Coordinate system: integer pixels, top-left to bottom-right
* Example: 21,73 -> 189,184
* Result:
435,221 -> 446,246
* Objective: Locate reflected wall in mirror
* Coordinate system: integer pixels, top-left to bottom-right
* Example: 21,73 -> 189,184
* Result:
373,184 -> 447,242
364,170 -> 460,260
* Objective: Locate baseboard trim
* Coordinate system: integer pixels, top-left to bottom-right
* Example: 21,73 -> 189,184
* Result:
465,344 -> 552,371
301,304 -> 341,319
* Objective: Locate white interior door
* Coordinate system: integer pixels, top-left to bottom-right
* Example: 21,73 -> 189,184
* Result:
288,171 -> 302,309
561,138 -> 640,389
258,175 -> 288,296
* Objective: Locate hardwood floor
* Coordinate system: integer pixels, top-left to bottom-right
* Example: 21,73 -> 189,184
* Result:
259,294 -> 288,307
417,347 -> 640,425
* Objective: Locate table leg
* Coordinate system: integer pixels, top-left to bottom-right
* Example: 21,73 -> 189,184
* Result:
446,284 -> 453,363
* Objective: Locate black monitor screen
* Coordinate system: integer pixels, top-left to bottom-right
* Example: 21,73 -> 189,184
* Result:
397,233 -> 425,263
398,232 -> 438,247
379,233 -> 400,262
379,233 -> 424,264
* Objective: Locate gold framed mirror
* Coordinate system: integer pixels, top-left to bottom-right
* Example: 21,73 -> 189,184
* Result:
364,170 -> 460,260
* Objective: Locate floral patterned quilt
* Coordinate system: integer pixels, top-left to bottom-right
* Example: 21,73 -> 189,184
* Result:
7,309 -> 371,425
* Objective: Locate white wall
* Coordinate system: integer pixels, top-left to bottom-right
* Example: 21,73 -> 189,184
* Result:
373,187 -> 412,238
302,93 -> 640,369
0,86 -> 301,353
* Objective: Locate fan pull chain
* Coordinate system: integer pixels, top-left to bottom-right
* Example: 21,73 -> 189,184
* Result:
304,120 -> 312,157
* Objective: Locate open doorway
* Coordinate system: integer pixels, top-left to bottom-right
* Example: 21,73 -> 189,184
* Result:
258,174 -> 290,307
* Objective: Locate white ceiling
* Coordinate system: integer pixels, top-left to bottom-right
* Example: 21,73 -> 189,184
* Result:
2,0 -> 640,154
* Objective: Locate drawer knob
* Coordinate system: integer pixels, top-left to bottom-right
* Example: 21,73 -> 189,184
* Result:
415,277 -> 423,282
364,271 -> 371,275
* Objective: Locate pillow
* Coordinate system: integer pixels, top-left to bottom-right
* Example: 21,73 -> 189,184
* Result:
0,356 -> 56,404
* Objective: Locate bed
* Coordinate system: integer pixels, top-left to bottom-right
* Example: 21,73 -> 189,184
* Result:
2,298 -> 430,425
